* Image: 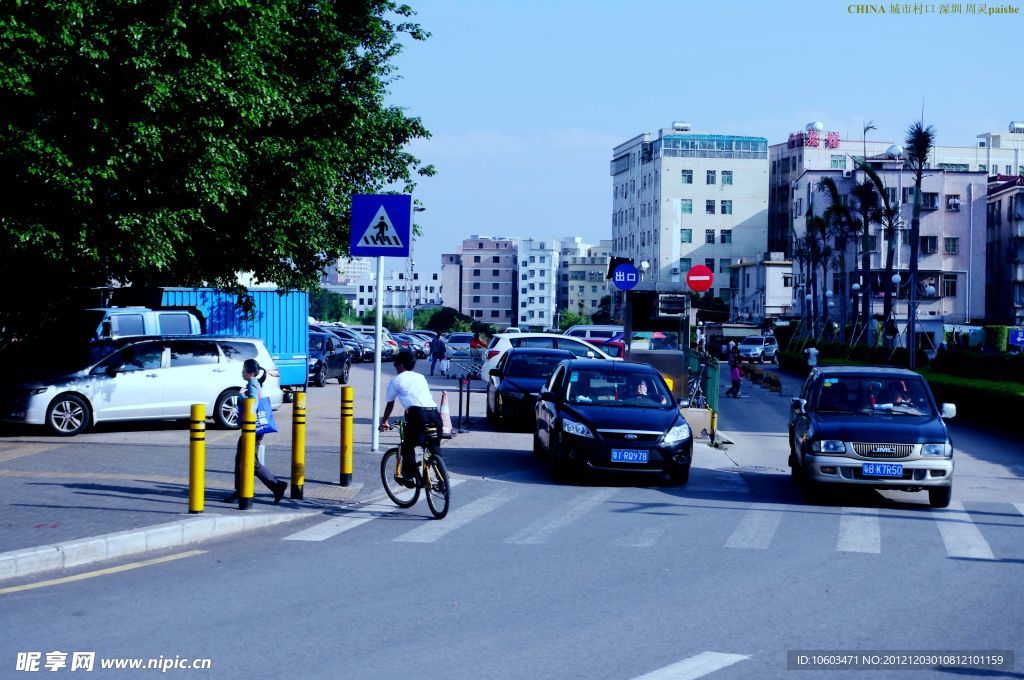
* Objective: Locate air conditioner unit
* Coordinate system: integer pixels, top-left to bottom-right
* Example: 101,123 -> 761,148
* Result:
843,170 -> 853,178
671,267 -> 681,274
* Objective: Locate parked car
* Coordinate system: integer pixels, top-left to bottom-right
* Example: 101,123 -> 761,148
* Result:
788,366 -> 957,508
3,336 -> 283,436
592,332 -> 626,358
349,325 -> 399,357
318,325 -> 374,362
486,348 -> 575,429
480,333 -> 616,380
534,359 -> 692,483
445,332 -> 476,358
393,333 -> 428,359
738,335 -> 779,364
563,325 -> 623,342
308,332 -> 351,386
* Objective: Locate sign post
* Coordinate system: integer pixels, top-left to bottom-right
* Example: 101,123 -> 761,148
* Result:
351,194 -> 412,453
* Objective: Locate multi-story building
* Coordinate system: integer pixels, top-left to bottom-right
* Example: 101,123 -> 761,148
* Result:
730,254 -> 793,322
452,236 -> 519,327
322,256 -> 374,284
351,271 -> 442,316
440,253 -> 462,312
790,163 -> 987,347
610,122 -> 769,304
565,240 -> 613,322
558,237 -> 592,311
986,175 -> 1024,325
517,238 -> 559,329
770,121 -> 1024,256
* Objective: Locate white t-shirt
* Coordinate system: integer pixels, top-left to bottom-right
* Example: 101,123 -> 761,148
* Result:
805,347 -> 819,367
385,370 -> 437,409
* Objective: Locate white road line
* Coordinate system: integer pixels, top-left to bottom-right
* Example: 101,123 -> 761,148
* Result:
629,651 -> 750,680
394,488 -> 519,543
283,481 -> 465,542
504,488 -> 619,545
616,526 -> 666,548
838,506 -> 881,553
932,501 -> 995,560
724,505 -> 782,549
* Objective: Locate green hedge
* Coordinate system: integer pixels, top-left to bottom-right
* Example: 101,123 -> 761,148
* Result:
930,350 -> 1024,384
984,326 -> 1010,353
919,370 -> 1024,423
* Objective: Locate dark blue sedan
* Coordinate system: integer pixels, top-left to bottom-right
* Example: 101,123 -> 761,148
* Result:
486,348 -> 575,430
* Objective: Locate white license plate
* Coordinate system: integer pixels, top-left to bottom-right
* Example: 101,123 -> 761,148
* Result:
611,449 -> 649,464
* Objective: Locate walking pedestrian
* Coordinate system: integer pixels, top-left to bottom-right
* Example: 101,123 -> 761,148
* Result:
804,345 -> 819,368
223,359 -> 287,504
726,362 -> 742,398
429,331 -> 447,376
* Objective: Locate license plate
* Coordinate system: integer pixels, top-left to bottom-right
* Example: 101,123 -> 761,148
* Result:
611,449 -> 649,464
862,463 -> 903,478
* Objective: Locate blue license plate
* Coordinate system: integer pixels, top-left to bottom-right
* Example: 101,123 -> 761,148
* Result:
611,449 -> 649,464
862,463 -> 903,478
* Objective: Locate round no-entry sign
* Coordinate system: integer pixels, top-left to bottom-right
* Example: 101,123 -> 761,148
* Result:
686,265 -> 714,293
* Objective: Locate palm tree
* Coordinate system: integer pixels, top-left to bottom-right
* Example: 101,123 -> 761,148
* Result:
805,214 -> 830,336
905,120 -> 936,367
855,160 -> 902,328
817,177 -> 854,342
791,234 -> 811,340
845,178 -> 880,344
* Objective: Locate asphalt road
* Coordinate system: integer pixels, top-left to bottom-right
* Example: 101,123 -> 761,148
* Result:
1,362 -> 1022,679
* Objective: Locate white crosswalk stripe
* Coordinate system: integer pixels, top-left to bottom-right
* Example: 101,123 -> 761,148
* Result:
932,500 -> 995,560
616,526 -> 666,548
838,506 -> 881,553
628,651 -> 750,679
724,505 -> 782,549
504,488 -> 619,545
1013,503 -> 1024,518
394,488 -> 519,543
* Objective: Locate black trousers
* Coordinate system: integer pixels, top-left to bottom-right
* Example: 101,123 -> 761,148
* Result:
400,407 -> 442,478
234,433 -> 282,493
726,379 -> 741,398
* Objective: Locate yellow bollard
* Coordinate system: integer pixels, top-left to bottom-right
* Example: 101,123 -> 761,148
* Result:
239,397 -> 256,510
188,404 -> 206,514
291,392 -> 306,500
710,410 -> 719,445
340,386 -> 354,486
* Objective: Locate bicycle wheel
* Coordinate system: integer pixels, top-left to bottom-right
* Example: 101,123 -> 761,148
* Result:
424,454 -> 451,519
380,448 -> 420,508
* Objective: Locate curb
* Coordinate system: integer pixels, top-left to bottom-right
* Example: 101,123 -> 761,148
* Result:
0,511 -> 317,582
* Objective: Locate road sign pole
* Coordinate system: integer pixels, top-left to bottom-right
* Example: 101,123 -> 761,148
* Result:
371,255 -> 384,453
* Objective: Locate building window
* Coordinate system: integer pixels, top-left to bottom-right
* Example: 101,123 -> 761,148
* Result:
528,256 -> 535,263
920,236 -> 938,254
783,274 -> 793,288
719,258 -> 730,273
681,199 -> 692,214
704,258 -> 715,271
472,295 -> 480,303
491,311 -> 499,318
681,228 -> 692,243
472,269 -> 480,276
706,200 -> 715,214
472,282 -> 481,290
887,187 -> 898,205
707,170 -> 716,185
945,194 -> 961,211
679,258 -> 691,271
473,256 -> 481,263
722,170 -> 733,185
705,229 -> 715,244
921,192 -> 939,210
944,237 -> 959,255
979,164 -> 987,173
539,311 -> 545,319
492,296 -> 499,303
830,154 -> 846,169
942,273 -> 958,297
901,230 -> 910,246
902,187 -> 915,204
1008,165 -> 1013,175
721,200 -> 733,215
721,229 -> 732,244
490,282 -> 498,290
492,269 -> 499,276
681,169 -> 693,184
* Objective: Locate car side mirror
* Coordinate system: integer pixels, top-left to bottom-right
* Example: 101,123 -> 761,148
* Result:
791,398 -> 807,414
105,365 -> 121,377
540,390 -> 557,402
678,399 -> 691,409
489,368 -> 501,378
940,403 -> 956,419
586,351 -> 595,358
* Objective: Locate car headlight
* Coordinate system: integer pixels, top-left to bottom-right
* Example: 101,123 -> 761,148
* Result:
29,387 -> 48,395
561,418 -> 594,438
811,439 -> 845,454
502,391 -> 526,400
921,442 -> 953,458
663,421 -> 692,444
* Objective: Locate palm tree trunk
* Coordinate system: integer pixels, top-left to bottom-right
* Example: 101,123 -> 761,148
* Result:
882,223 -> 896,342
838,237 -> 847,343
862,231 -> 872,345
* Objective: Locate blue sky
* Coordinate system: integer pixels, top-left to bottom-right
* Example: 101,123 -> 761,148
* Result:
384,0 -> 1020,274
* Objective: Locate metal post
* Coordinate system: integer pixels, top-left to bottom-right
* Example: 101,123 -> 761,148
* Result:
188,404 -> 206,514
464,377 -> 472,430
457,378 -> 466,433
371,256 -> 384,453
340,386 -> 354,486
290,392 -> 306,499
239,398 -> 256,510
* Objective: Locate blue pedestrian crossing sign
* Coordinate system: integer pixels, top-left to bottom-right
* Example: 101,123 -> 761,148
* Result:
350,194 -> 412,257
611,262 -> 640,291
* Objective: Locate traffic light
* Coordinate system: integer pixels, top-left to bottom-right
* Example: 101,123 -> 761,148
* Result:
658,294 -> 689,318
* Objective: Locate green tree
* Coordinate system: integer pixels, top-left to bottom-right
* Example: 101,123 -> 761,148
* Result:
591,295 -> 612,324
309,289 -> 354,322
817,177 -> 854,342
558,311 -> 588,332
905,120 -> 936,367
382,313 -> 405,333
0,1 -> 434,344
693,292 -> 728,323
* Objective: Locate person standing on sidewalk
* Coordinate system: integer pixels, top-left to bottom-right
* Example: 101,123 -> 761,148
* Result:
223,359 -> 287,505
378,350 -> 441,486
726,363 -> 742,398
429,331 -> 447,376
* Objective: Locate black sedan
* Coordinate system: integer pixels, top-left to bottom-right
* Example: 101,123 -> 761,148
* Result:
486,348 -> 575,430
534,359 -> 693,484
308,332 -> 351,387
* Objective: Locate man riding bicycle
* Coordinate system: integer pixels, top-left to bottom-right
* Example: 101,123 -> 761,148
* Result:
378,350 -> 442,487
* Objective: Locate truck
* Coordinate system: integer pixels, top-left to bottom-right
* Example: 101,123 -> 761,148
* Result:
99,287 -> 310,395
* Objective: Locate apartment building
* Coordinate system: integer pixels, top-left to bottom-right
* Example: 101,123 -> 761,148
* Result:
440,253 -> 462,312
518,238 -> 559,329
730,254 -> 793,322
564,240 -> 613,321
444,236 -> 519,327
610,122 -> 769,304
986,175 -> 1024,325
351,271 -> 442,316
322,256 -> 374,284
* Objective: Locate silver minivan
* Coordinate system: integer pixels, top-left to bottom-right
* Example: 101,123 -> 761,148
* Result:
563,325 -> 623,342
4,336 -> 282,436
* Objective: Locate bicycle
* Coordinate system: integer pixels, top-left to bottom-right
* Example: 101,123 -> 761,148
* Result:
686,364 -> 709,409
379,417 -> 451,519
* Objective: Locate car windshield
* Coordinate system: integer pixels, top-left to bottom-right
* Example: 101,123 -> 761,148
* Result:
449,334 -> 473,344
309,336 -> 324,352
506,354 -> 566,378
814,376 -> 935,416
566,370 -> 673,408
740,337 -> 764,346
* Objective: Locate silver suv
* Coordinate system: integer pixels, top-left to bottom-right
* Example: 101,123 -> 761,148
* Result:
738,335 -> 779,364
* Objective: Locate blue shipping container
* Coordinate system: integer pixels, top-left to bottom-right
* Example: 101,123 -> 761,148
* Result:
158,288 -> 309,390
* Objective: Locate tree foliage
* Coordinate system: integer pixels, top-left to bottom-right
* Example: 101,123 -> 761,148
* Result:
0,0 -> 433,343
309,289 -> 356,323
558,311 -> 588,331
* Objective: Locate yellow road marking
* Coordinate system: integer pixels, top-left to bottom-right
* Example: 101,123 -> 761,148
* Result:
0,444 -> 65,464
0,550 -> 206,595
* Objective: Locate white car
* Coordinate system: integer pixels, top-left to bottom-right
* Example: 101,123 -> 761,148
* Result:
480,333 -> 616,379
4,336 -> 283,436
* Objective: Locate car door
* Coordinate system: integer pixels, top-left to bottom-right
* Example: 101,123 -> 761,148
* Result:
554,337 -> 597,359
536,365 -> 565,448
791,375 -> 819,452
488,352 -> 510,411
89,341 -> 167,420
164,340 -> 224,417
324,338 -> 345,378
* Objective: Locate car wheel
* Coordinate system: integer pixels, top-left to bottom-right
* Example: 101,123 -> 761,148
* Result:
758,354 -> 764,364
339,361 -> 350,385
548,432 -> 573,482
928,485 -> 952,508
214,390 -> 241,429
485,398 -> 498,426
46,394 -> 91,436
314,363 -> 327,387
669,463 -> 691,485
772,353 -> 779,365
532,430 -> 544,459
